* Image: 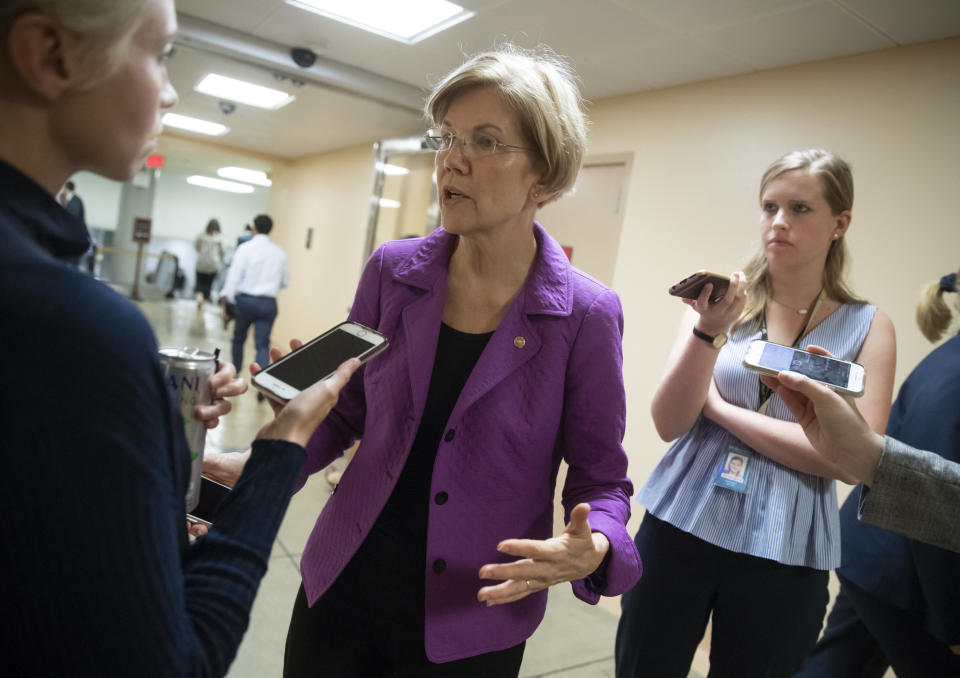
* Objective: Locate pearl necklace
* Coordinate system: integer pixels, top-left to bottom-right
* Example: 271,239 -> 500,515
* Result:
771,297 -> 810,315
770,288 -> 824,316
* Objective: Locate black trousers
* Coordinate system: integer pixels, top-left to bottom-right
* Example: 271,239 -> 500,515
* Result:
194,271 -> 216,300
283,584 -> 525,678
615,513 -> 828,678
231,293 -> 277,373
794,577 -> 960,678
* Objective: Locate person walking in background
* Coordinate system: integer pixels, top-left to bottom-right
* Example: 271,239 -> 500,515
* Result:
794,267 -> 960,678
220,213 -> 289,377
194,217 -> 223,307
615,149 -> 896,678
237,222 -> 253,247
58,180 -> 85,225
57,179 -> 89,267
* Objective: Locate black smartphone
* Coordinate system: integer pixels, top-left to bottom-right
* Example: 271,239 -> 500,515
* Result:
668,270 -> 730,303
252,321 -> 389,404
186,475 -> 232,527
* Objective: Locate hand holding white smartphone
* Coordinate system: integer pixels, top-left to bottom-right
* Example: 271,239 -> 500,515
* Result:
743,340 -> 865,397
252,321 -> 388,404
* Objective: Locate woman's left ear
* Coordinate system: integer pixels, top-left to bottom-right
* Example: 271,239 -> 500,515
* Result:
530,183 -> 552,207
833,210 -> 852,239
7,13 -> 76,102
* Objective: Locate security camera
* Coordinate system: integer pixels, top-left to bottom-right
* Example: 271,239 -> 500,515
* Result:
291,47 -> 317,69
218,100 -> 236,115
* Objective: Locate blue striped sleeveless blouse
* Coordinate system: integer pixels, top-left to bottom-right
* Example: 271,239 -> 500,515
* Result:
637,303 -> 877,570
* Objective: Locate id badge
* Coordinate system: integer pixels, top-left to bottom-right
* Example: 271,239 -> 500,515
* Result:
714,445 -> 752,492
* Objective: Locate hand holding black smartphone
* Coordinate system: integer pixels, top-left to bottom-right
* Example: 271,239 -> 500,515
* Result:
186,475 -> 232,527
669,270 -> 731,304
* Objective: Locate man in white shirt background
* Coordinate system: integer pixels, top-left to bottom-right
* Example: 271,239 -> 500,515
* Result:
220,214 -> 290,382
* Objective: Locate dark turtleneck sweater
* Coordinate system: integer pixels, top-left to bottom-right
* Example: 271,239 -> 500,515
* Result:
0,158 -> 305,677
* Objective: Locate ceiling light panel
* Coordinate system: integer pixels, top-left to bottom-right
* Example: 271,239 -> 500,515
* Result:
162,113 -> 229,136
286,0 -> 474,44
187,176 -> 255,194
195,74 -> 295,110
217,167 -> 273,187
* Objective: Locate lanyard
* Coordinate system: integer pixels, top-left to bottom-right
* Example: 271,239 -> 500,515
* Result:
756,288 -> 825,411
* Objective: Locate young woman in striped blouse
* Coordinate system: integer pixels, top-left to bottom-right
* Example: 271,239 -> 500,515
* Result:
615,149 -> 896,678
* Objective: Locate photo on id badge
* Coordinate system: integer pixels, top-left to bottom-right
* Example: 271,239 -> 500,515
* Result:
715,447 -> 751,491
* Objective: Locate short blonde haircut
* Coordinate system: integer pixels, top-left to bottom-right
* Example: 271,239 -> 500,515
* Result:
425,44 -> 588,200
1,0 -> 150,87
735,149 -> 864,330
916,268 -> 959,342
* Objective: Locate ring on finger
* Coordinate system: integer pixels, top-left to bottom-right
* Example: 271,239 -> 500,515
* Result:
525,579 -> 533,590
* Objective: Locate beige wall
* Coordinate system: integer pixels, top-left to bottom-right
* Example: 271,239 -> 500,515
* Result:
267,38 -> 960,527
586,38 -> 960,526
268,144 -> 376,344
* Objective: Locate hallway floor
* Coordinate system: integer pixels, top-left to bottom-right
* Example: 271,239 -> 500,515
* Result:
140,296 -> 704,678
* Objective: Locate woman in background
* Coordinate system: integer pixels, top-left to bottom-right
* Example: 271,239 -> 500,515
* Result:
615,149 -> 896,677
795,268 -> 960,678
195,217 -> 223,306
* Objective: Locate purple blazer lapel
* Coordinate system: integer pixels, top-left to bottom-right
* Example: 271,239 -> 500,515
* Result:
448,296 -> 541,425
401,276 -> 446,418
447,223 -> 571,423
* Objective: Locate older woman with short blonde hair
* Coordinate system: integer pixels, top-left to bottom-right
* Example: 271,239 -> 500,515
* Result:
212,44 -> 643,677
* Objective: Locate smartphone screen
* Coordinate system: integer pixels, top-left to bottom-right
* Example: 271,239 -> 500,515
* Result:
187,476 -> 232,526
265,328 -> 379,391
758,343 -> 851,388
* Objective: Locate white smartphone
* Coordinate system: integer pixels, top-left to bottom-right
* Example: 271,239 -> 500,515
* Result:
743,339 -> 866,397
186,475 -> 232,527
252,321 -> 388,403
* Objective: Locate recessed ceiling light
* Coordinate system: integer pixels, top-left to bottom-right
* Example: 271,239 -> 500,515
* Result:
195,74 -> 295,110
218,167 -> 273,187
162,113 -> 228,136
379,198 -> 402,208
377,162 -> 410,176
187,176 -> 255,194
286,0 -> 474,44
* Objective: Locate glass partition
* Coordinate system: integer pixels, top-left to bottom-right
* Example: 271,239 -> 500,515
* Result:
363,136 -> 439,263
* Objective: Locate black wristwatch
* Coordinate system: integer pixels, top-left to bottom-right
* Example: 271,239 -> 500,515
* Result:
692,326 -> 728,349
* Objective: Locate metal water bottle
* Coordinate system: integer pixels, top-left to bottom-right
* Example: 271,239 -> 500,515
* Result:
158,346 -> 216,512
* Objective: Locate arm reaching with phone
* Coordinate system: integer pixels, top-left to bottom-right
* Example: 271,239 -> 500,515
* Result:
762,358 -> 960,554
651,271 -> 748,441
700,311 -> 895,481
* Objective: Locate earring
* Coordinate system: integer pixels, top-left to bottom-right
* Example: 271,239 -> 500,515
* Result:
833,234 -> 840,239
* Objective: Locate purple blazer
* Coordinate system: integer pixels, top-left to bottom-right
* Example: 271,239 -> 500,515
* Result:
297,223 -> 642,662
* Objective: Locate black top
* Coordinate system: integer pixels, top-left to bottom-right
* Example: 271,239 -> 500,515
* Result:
0,158 -> 306,677
327,323 -> 492,615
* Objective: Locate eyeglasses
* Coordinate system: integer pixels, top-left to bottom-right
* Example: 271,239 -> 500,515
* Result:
423,130 -> 534,158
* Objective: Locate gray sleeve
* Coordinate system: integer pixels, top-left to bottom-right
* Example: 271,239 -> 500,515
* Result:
858,436 -> 960,553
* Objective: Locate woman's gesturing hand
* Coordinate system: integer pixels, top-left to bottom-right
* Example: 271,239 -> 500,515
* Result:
477,503 -> 610,606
